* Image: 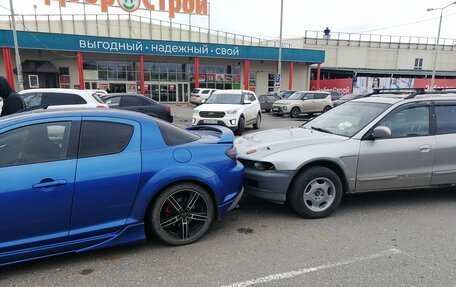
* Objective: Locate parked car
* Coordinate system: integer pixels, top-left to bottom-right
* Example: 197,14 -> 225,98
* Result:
192,90 -> 262,135
190,89 -> 218,105
333,93 -> 365,107
258,94 -> 281,112
279,90 -> 297,100
104,93 -> 173,123
324,90 -> 343,101
272,91 -> 333,118
0,109 -> 244,266
236,93 -> 456,219
19,89 -> 108,111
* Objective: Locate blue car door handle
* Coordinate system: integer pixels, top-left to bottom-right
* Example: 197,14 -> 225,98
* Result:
33,179 -> 68,189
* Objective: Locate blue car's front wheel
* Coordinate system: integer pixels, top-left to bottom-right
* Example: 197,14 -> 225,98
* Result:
150,183 -> 214,246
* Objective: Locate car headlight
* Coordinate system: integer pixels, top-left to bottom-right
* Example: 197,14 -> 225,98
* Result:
226,109 -> 239,115
241,159 -> 276,171
193,109 -> 200,115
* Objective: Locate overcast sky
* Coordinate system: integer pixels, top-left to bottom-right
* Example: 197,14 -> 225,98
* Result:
1,0 -> 456,40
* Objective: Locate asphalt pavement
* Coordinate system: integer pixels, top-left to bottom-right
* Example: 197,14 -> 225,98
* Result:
1,105 -> 455,287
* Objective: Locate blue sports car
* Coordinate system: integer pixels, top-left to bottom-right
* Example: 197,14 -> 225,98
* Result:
0,109 -> 244,266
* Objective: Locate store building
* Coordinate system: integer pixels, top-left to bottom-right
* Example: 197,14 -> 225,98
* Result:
285,30 -> 456,94
0,14 -> 325,102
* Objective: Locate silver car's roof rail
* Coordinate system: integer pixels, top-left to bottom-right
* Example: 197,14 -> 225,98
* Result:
363,88 -> 426,99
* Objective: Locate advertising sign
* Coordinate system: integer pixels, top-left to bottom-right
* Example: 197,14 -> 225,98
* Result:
310,78 -> 353,95
0,30 -> 325,64
44,0 -> 208,19
353,77 -> 414,94
413,79 -> 456,90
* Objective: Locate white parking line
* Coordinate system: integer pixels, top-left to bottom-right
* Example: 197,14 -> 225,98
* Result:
220,248 -> 402,287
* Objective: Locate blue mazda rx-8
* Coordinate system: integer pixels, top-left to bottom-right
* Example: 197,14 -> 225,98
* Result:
0,109 -> 244,266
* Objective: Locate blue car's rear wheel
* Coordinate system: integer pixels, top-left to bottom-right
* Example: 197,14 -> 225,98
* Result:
150,183 -> 214,246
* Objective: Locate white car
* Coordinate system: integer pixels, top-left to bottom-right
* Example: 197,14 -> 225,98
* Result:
19,89 -> 108,110
192,90 -> 262,135
190,88 -> 218,105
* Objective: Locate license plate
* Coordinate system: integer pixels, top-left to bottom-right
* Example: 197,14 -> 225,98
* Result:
204,119 -> 218,124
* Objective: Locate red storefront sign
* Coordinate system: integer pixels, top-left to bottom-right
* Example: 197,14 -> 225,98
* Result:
413,79 -> 456,90
310,78 -> 353,95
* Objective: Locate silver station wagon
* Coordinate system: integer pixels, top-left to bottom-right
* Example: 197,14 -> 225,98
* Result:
236,93 -> 456,219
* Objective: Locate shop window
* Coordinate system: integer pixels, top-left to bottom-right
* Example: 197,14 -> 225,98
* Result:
268,73 -> 275,92
59,67 -> 70,75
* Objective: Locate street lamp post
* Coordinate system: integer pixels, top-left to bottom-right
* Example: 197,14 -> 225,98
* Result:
427,1 -> 456,91
9,0 -> 24,91
277,0 -> 284,94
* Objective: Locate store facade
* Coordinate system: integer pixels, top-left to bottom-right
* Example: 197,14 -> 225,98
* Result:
0,29 -> 325,102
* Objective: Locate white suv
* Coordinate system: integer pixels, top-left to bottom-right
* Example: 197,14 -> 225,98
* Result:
192,90 -> 262,135
19,89 -> 108,111
190,88 -> 218,105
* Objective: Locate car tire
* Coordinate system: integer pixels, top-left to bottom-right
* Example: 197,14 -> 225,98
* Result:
290,107 -> 301,118
149,183 -> 214,246
323,106 -> 331,113
235,117 -> 245,135
289,167 -> 343,219
253,113 -> 261,129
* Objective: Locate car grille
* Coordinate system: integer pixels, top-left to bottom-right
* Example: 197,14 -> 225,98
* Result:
199,111 -> 226,118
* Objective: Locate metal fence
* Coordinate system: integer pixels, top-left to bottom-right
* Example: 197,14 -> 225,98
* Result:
294,30 -> 456,50
0,14 -> 291,48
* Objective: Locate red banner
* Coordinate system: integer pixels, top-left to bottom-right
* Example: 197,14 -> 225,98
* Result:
310,79 -> 353,95
413,79 -> 456,90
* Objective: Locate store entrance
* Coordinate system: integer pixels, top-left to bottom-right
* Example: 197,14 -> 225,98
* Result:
110,83 -> 127,93
148,82 -> 190,103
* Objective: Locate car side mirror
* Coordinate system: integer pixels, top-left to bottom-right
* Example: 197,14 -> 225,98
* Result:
372,126 -> 392,139
201,99 -> 206,104
244,100 -> 252,105
302,97 -> 308,101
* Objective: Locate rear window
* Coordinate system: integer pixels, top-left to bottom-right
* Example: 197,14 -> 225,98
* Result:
42,93 -> 87,106
192,89 -> 200,94
156,121 -> 200,146
79,121 -> 134,158
435,104 -> 456,135
91,93 -> 105,104
315,93 -> 329,100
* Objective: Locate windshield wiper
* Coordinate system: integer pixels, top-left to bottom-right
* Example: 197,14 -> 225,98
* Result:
311,126 -> 334,134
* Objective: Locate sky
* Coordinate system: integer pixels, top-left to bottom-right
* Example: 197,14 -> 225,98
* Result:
0,0 -> 456,41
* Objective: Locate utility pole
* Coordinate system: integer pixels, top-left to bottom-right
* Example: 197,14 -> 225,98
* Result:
9,0 -> 24,91
427,1 -> 456,91
277,0 -> 284,94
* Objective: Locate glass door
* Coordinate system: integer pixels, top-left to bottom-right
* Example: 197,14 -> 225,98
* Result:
159,84 -> 169,102
177,83 -> 190,103
168,84 -> 177,102
150,84 -> 159,101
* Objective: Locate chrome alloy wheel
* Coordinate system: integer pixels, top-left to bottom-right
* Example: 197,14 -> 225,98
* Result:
303,177 -> 336,213
159,190 -> 209,240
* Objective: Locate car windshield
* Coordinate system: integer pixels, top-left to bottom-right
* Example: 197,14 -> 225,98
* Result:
205,93 -> 242,105
303,102 -> 391,137
288,93 -> 305,100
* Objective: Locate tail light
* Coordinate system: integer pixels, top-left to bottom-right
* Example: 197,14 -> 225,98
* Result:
226,146 -> 237,160
96,105 -> 106,109
165,106 -> 171,113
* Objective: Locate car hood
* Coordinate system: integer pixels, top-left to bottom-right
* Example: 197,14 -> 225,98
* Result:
196,104 -> 242,112
236,127 -> 347,159
273,100 -> 296,105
